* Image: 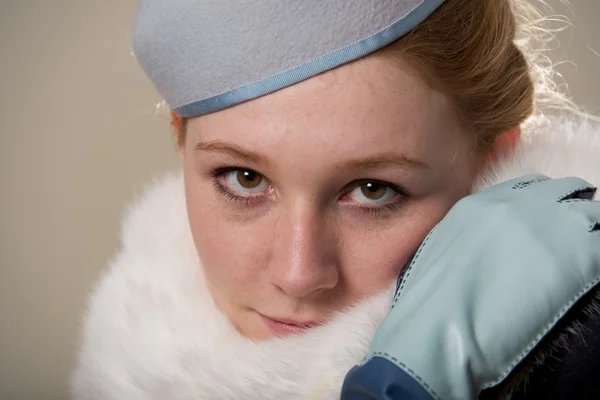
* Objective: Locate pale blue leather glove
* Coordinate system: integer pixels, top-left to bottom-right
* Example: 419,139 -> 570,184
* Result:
341,174 -> 600,400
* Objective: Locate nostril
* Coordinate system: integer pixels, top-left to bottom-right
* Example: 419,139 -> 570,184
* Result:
591,222 -> 600,232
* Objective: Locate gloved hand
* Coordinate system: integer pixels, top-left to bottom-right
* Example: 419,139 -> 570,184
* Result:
341,174 -> 600,400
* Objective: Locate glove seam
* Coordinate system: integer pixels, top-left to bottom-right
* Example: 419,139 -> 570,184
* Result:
392,227 -> 438,309
561,199 -> 591,203
482,274 -> 600,390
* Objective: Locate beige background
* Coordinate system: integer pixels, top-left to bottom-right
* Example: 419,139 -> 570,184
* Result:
0,1 -> 598,399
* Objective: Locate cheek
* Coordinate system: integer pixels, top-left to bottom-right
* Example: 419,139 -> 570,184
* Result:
340,196 -> 459,295
184,178 -> 270,294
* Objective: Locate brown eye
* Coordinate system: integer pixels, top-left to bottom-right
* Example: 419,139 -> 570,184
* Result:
236,169 -> 263,188
360,182 -> 387,200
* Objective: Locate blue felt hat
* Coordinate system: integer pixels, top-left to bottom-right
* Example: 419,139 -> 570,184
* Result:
133,0 -> 445,117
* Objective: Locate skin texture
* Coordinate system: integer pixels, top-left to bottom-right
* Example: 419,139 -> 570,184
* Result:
180,56 -> 487,340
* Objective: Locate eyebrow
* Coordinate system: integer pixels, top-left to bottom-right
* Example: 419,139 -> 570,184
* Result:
335,153 -> 428,171
194,140 -> 428,170
194,140 -> 269,166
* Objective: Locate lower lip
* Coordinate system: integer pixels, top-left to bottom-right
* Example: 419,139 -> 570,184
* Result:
260,315 -> 315,337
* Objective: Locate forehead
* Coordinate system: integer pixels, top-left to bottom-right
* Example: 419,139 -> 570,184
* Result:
187,56 -> 458,165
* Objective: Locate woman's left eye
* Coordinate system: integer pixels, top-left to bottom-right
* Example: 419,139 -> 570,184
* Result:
347,182 -> 399,205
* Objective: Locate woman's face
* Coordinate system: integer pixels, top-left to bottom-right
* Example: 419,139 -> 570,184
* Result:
181,56 -> 484,340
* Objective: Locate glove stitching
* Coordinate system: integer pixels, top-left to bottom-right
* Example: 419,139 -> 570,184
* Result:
556,185 -> 593,202
561,199 -> 591,204
392,228 -> 437,309
511,177 -> 549,190
372,352 -> 441,400
482,274 -> 600,390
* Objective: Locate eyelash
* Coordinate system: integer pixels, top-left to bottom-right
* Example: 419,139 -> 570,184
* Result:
210,167 -> 262,206
209,166 -> 409,216
343,179 -> 409,217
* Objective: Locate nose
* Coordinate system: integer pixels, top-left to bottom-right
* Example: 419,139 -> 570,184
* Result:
269,201 -> 340,299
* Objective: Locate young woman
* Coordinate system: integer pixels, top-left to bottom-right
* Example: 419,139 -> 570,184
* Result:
72,0 -> 600,398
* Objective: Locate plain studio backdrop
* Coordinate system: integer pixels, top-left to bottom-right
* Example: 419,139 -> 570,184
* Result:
0,1 -> 598,399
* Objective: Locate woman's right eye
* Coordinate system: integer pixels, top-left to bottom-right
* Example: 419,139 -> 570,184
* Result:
218,168 -> 270,195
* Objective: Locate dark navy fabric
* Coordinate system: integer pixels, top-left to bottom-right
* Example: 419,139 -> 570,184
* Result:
341,357 -> 434,400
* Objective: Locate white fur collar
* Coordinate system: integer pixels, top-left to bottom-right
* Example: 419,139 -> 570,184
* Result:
72,117 -> 599,399
474,117 -> 600,196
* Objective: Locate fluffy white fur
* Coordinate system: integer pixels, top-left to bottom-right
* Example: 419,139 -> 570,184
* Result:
475,117 -> 600,196
72,117 -> 600,400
